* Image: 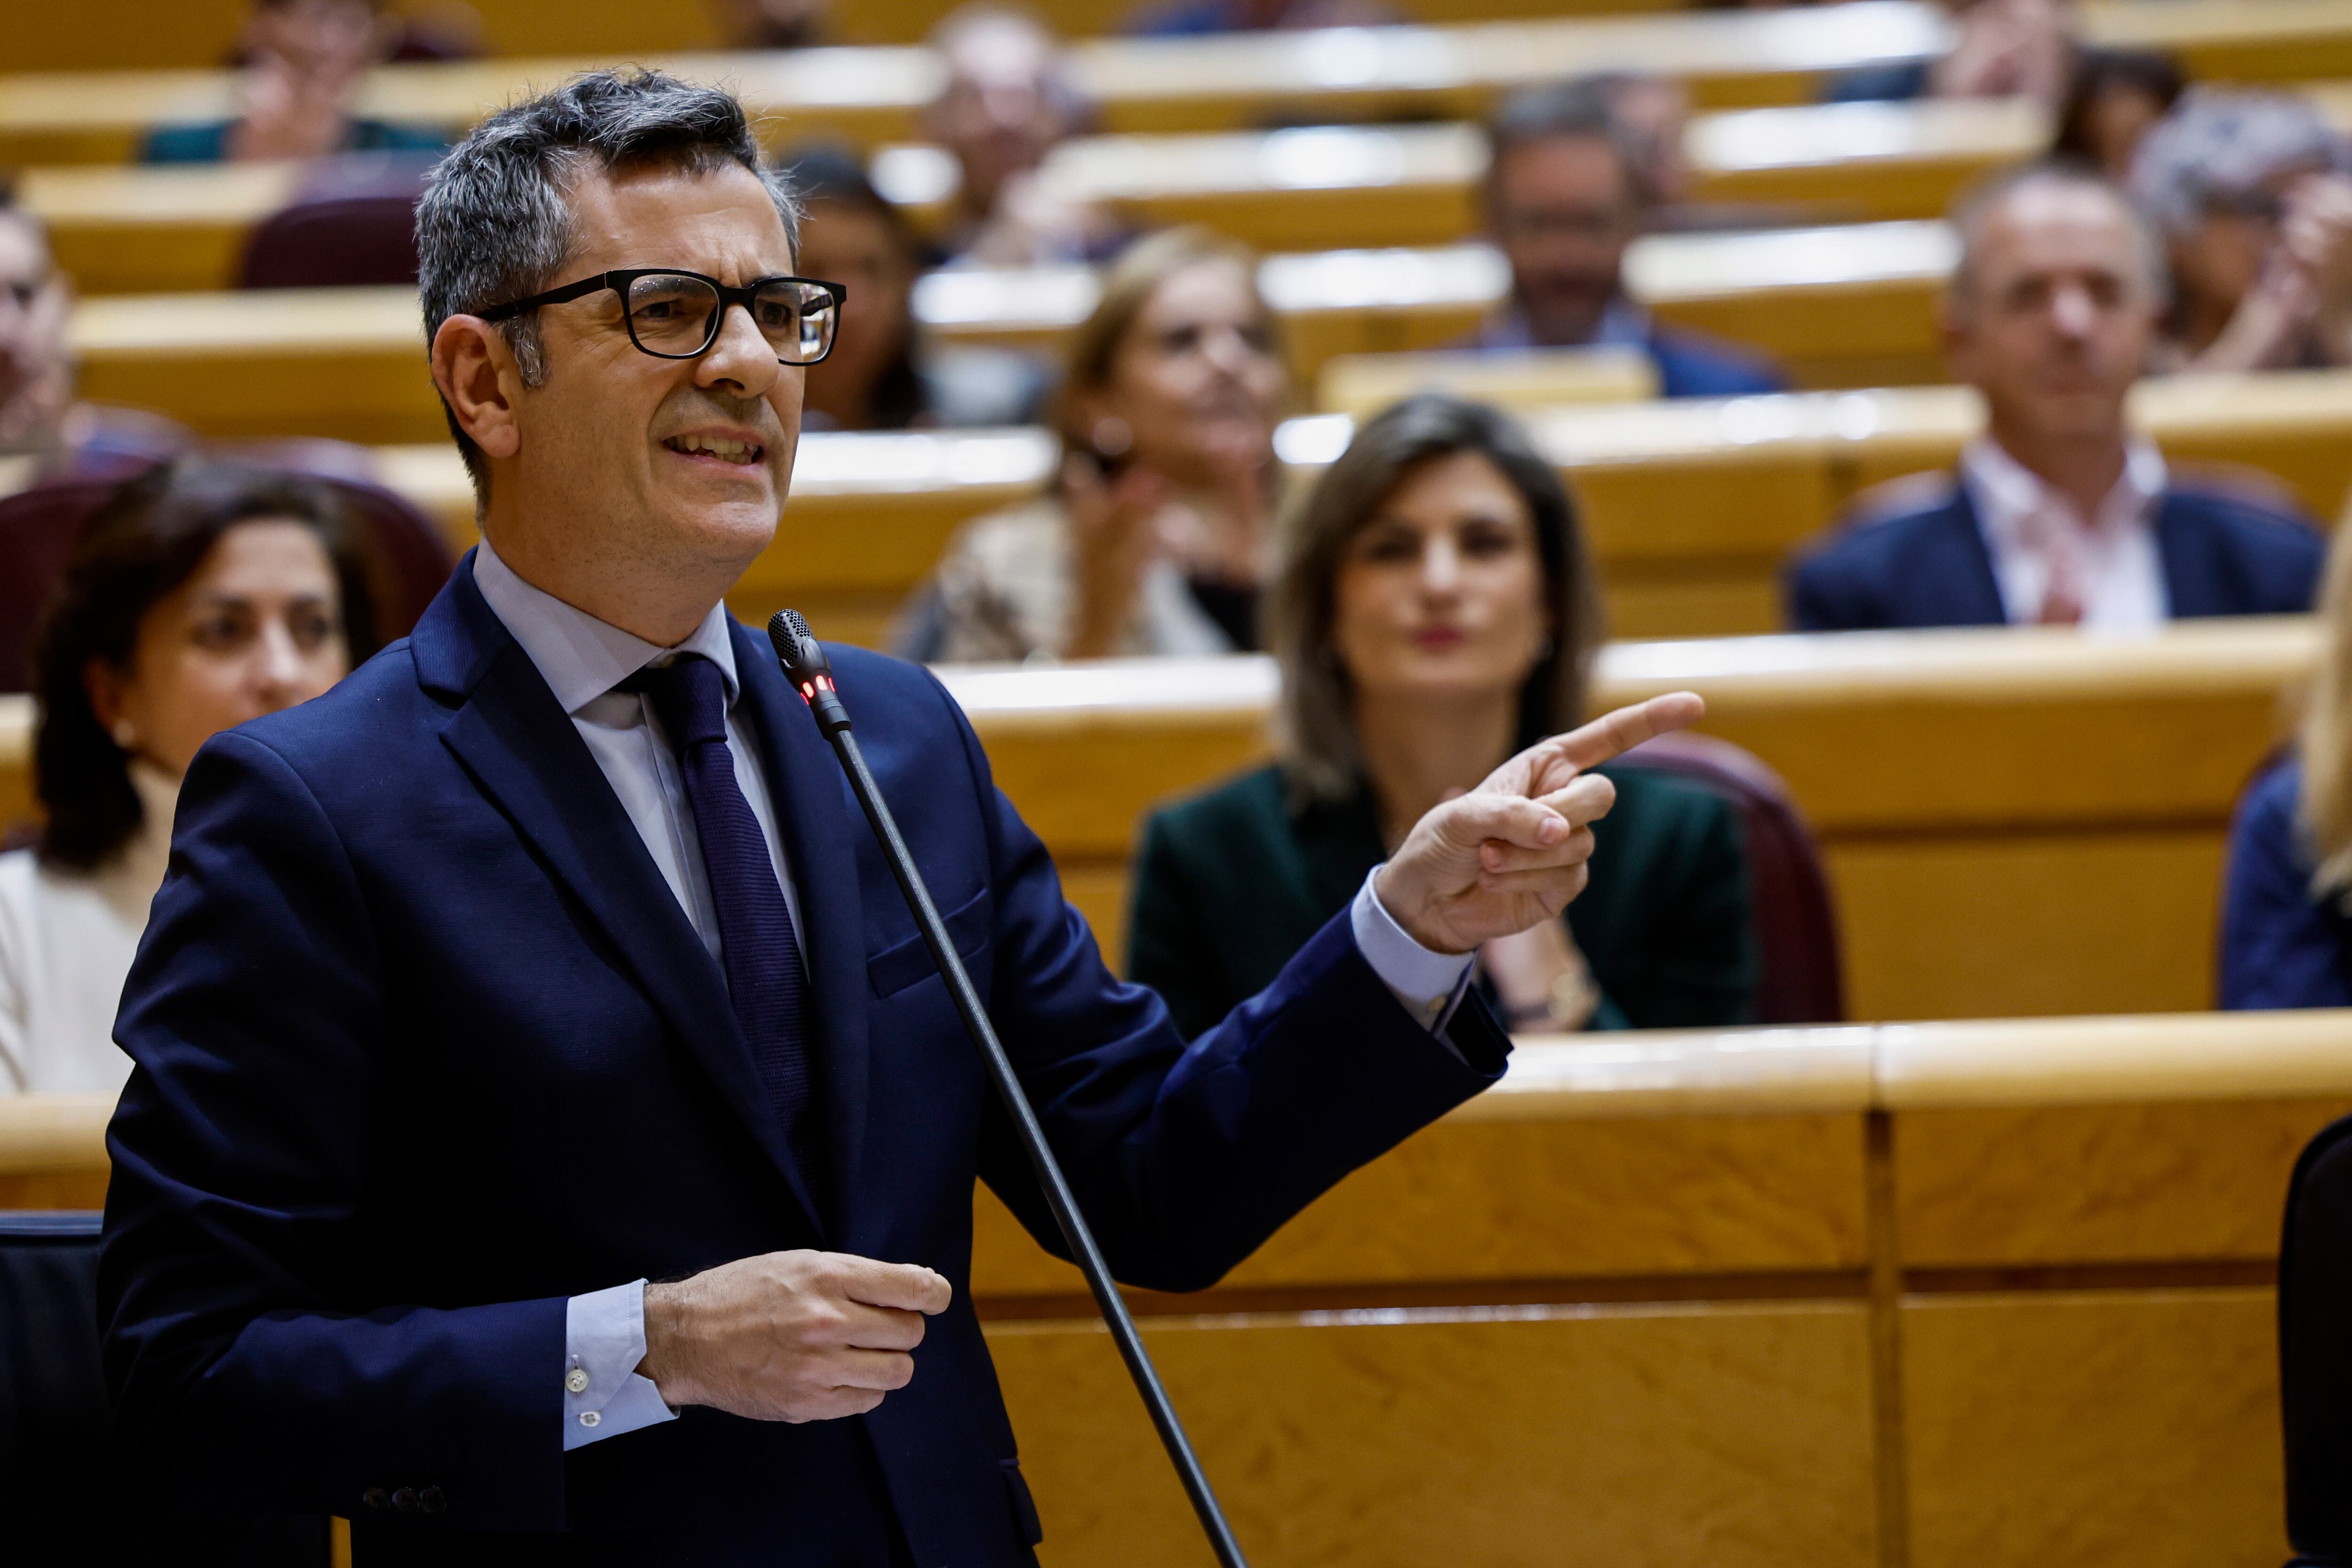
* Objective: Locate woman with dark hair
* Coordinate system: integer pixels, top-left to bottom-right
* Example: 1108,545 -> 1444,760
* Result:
788,146 -> 1049,433
0,459 -> 373,1093
1126,393 -> 1756,1036
2052,47 -> 2184,184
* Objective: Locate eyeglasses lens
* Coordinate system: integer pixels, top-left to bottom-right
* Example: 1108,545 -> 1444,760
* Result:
754,280 -> 839,364
623,274 -> 837,363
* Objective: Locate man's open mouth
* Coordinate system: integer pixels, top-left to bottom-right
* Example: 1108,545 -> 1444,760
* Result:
664,433 -> 766,465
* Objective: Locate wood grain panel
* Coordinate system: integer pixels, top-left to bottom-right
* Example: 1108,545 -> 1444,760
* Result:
1892,1098 -> 2352,1268
972,1111 -> 1869,1298
987,1301 -> 1878,1568
1900,1289 -> 2287,1568
1825,830 -> 2229,1021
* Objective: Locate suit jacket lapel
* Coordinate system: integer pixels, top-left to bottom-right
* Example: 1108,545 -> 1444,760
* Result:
730,619 -> 872,1249
2153,493 -> 2220,617
413,561 -> 825,1229
1925,487 -> 2012,626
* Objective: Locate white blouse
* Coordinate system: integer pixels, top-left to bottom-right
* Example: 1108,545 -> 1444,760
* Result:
0,761 -> 178,1095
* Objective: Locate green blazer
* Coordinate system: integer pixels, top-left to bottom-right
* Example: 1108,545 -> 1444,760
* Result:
1128,762 -> 1758,1037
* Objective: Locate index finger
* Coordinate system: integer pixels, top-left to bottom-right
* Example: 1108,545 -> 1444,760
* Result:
833,1256 -> 954,1315
1537,692 -> 1705,779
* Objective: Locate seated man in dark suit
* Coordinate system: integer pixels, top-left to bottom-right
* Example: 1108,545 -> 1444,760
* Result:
1789,159 -> 2323,632
1456,79 -> 1789,400
95,67 -> 1700,1564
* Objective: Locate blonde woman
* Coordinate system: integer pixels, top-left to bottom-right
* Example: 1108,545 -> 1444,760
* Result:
908,225 -> 1287,662
2220,521 -> 2352,1007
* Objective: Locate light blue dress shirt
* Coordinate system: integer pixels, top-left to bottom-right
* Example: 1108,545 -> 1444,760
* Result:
467,543 -> 1472,1452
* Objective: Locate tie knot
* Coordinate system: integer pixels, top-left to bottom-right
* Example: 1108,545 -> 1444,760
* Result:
625,653 -> 730,752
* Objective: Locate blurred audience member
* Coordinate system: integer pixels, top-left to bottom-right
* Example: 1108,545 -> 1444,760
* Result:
2131,91 -> 2352,374
911,226 -> 1284,662
0,461 -> 372,1094
140,0 -> 446,164
923,5 -> 1119,267
1828,0 -> 2075,110
1463,81 -> 1788,398
2052,48 -> 2183,185
1792,161 -> 2321,631
2222,522 -> 2352,1009
1125,0 -> 1396,38
0,203 -> 186,498
787,148 -> 1049,430
1128,393 -> 1756,1037
708,0 -> 827,49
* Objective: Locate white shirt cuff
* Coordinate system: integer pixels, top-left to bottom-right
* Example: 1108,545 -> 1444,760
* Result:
1349,865 -> 1475,1036
562,1278 -> 679,1451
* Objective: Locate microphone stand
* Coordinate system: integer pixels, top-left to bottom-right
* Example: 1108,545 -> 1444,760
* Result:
766,611 -> 1250,1568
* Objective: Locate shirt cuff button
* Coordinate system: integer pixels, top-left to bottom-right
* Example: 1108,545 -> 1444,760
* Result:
565,1368 -> 591,1394
579,1410 -> 601,1428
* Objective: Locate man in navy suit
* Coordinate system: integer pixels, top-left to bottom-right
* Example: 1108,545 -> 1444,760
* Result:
1457,80 -> 1789,400
1789,159 -> 2324,632
96,70 -> 1699,1565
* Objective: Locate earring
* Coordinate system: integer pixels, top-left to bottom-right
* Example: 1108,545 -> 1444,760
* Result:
1090,416 -> 1132,459
111,719 -> 137,750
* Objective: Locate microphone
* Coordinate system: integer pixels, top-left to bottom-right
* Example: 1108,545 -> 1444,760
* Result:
766,611 -> 1249,1568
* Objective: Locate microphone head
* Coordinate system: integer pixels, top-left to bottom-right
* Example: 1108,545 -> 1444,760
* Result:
767,609 -> 831,685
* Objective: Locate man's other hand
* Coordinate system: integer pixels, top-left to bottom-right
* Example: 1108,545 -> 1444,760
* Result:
1374,692 -> 1705,955
640,1251 -> 954,1422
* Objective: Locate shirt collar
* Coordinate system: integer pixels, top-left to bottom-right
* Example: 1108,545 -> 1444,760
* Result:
1481,294 -> 1651,351
1960,434 -> 2168,543
470,540 -> 740,716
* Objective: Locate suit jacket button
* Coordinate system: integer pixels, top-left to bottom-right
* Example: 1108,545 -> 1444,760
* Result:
392,1488 -> 419,1512
419,1487 -> 447,1515
362,1489 -> 389,1512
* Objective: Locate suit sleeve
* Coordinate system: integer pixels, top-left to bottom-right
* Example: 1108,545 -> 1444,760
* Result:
100,731 -> 567,1529
1787,548 -> 1863,633
2218,768 -> 2352,1011
926,677 -> 1509,1294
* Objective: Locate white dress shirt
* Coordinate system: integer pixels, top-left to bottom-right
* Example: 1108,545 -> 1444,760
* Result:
467,543 -> 1472,1452
1960,436 -> 2170,630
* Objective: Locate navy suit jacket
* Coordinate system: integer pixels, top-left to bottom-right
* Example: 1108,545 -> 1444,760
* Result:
1787,477 -> 2325,631
97,558 -> 1508,1565
1645,327 -> 1788,400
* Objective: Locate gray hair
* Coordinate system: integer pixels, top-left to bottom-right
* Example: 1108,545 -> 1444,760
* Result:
2129,88 -> 2350,238
1947,157 -> 2165,310
1267,393 -> 1604,803
416,68 -> 802,498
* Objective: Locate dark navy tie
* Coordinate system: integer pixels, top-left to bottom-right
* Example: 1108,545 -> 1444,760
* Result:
627,654 -> 816,1157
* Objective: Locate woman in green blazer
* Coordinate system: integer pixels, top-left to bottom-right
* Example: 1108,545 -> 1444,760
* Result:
1128,393 -> 1757,1037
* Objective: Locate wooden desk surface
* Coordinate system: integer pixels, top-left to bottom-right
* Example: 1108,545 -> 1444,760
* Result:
57,88 -> 2352,299
937,617 -> 2316,1021
57,220 -> 1955,450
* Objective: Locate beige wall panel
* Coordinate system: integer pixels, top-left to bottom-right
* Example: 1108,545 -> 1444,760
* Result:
1902,1289 -> 2287,1568
1824,830 -> 2227,1021
988,1302 -> 1878,1568
1893,1097 -> 2352,1268
972,1112 -> 1870,1297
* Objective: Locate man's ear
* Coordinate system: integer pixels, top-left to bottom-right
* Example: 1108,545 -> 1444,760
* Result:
430,314 -> 524,463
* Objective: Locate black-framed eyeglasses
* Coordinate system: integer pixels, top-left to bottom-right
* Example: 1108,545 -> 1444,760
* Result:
479,270 -> 848,365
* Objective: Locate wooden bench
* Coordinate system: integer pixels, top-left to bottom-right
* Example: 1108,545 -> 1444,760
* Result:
10,1006 -> 2342,1563
18,0 -> 2347,163
0,619 -> 2314,1023
373,369 -> 2352,645
56,221 -> 1952,451
931,617 -> 2317,1023
45,87 -> 2352,298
